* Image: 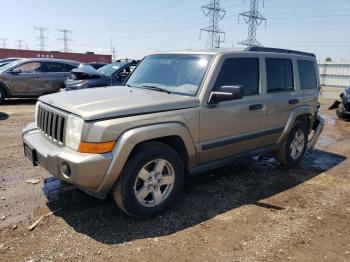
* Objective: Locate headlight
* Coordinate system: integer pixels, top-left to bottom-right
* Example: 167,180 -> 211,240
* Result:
65,115 -> 84,150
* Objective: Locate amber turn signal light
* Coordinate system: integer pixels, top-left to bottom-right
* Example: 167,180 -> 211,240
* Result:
79,141 -> 116,154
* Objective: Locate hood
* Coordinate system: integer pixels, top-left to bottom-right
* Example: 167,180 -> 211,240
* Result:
69,65 -> 103,81
39,86 -> 199,121
64,77 -> 110,90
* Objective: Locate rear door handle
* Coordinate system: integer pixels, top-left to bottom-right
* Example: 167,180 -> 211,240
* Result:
289,99 -> 299,105
249,104 -> 263,111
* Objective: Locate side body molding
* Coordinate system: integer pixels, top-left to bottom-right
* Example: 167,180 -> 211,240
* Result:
97,122 -> 198,193
277,105 -> 315,144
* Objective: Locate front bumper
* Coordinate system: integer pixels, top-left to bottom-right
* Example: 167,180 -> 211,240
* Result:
22,123 -> 112,191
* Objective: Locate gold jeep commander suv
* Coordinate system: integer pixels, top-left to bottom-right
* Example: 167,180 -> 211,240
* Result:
22,47 -> 324,218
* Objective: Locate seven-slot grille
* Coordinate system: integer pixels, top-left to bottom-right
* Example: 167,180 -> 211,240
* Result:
37,105 -> 66,144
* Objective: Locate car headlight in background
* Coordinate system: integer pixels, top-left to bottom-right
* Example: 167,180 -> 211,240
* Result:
65,115 -> 84,150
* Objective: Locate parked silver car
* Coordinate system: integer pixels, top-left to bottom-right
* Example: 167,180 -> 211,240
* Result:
22,47 -> 324,218
0,58 -> 79,104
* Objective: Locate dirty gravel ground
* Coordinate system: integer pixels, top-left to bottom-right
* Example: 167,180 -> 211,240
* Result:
0,99 -> 350,262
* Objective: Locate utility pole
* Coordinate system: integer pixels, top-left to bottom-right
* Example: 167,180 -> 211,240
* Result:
238,0 -> 266,47
57,29 -> 73,52
0,38 -> 8,48
111,37 -> 117,61
200,0 -> 226,49
15,40 -> 26,50
34,26 -> 49,51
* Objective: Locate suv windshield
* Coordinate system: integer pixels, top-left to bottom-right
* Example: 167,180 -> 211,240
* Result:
97,62 -> 127,76
126,54 -> 213,96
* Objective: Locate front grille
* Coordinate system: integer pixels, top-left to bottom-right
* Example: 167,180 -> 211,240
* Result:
37,105 -> 66,144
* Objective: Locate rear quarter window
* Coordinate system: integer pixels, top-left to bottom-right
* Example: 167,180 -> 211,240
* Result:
298,60 -> 317,89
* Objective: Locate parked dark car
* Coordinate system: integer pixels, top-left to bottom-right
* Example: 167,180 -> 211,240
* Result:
0,57 -> 21,68
329,86 -> 350,119
86,62 -> 108,70
0,58 -> 79,104
64,60 -> 139,91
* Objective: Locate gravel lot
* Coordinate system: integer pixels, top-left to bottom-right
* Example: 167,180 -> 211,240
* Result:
0,99 -> 350,262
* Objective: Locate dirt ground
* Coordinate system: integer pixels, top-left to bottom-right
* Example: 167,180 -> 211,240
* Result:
0,99 -> 350,262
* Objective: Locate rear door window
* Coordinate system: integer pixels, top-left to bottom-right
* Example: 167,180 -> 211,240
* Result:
214,58 -> 260,95
62,63 -> 77,72
266,58 -> 294,92
43,62 -> 76,72
44,62 -> 65,72
298,60 -> 317,89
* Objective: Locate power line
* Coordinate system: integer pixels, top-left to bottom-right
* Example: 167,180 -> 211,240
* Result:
200,0 -> 226,49
15,40 -> 26,50
57,29 -> 73,52
76,0 -> 186,35
33,26 -> 49,51
238,0 -> 266,47
0,38 -> 8,48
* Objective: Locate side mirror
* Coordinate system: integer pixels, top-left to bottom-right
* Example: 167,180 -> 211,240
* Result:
9,68 -> 22,74
208,85 -> 244,104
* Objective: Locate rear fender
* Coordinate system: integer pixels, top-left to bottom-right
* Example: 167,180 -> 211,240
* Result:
277,106 -> 315,144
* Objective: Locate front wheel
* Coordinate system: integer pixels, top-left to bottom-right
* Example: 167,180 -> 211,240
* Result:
275,120 -> 308,167
0,88 -> 6,104
113,142 -> 184,218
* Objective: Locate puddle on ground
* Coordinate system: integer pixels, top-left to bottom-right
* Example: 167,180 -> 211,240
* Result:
311,152 -> 344,170
322,114 -> 336,126
42,177 -> 76,203
252,155 -> 277,166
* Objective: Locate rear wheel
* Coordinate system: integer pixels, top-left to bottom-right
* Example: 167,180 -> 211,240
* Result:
0,88 -> 6,104
113,142 -> 184,218
275,120 -> 308,167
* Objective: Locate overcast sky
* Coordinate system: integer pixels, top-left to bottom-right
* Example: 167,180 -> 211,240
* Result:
1,0 -> 349,62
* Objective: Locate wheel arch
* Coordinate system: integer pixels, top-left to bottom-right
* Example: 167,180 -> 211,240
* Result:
277,106 -> 315,144
0,82 -> 10,97
97,122 -> 197,193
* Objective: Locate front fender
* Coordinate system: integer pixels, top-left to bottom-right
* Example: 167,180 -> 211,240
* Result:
277,105 -> 315,144
96,122 -> 197,193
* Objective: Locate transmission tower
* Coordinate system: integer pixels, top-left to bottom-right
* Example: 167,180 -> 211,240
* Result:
34,26 -> 49,51
15,40 -> 26,50
238,0 -> 266,47
200,0 -> 226,49
111,37 -> 117,61
57,29 -> 73,52
0,38 -> 8,48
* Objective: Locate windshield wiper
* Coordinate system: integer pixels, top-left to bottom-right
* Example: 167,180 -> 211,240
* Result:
139,85 -> 172,94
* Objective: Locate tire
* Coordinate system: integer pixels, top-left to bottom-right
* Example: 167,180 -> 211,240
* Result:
274,120 -> 308,167
0,88 -> 5,105
113,142 -> 184,218
336,106 -> 345,119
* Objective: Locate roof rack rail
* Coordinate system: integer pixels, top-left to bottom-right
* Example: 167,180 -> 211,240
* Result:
245,46 -> 316,58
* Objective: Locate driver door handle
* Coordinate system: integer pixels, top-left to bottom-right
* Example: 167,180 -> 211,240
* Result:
289,99 -> 299,105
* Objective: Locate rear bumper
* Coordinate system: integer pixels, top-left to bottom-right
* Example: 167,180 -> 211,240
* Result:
307,115 -> 324,150
22,123 -> 112,191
